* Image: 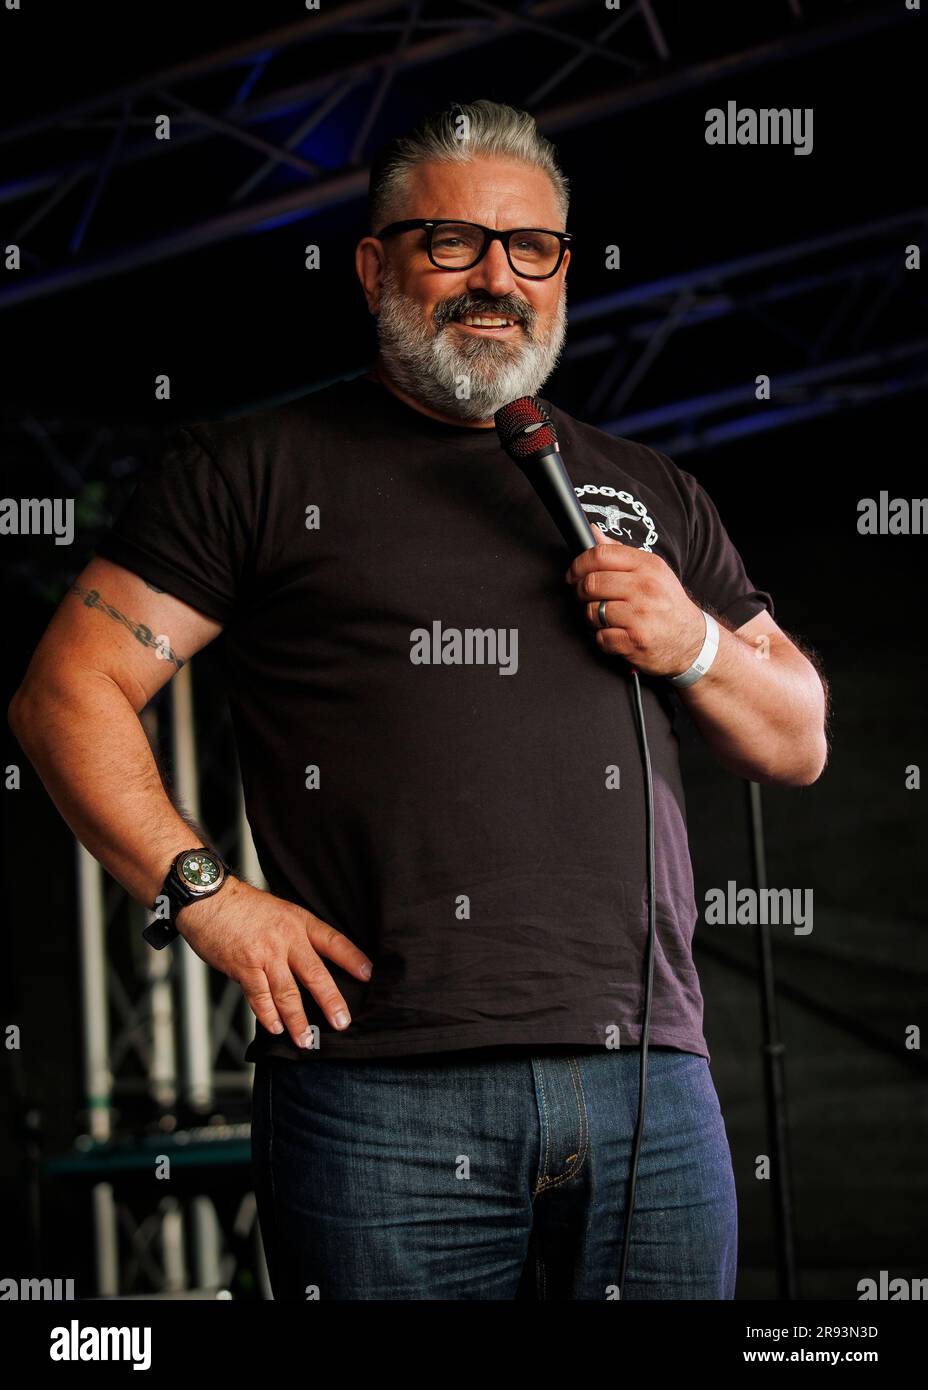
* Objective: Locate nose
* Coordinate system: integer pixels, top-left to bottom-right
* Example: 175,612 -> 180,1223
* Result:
464,236 -> 519,299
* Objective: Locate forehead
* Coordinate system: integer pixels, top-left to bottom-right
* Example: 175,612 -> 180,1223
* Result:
399,157 -> 564,229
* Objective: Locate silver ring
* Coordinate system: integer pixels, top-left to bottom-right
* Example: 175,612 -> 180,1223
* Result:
597,599 -> 609,628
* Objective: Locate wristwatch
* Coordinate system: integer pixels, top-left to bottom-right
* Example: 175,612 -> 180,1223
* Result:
143,847 -> 230,949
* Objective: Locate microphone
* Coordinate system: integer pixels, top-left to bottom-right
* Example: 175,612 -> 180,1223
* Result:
495,393 -> 638,678
494,396 -> 597,553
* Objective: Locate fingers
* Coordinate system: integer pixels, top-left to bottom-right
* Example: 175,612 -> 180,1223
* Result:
233,900 -> 372,1051
285,943 -> 356,1042
240,947 -> 354,1051
262,956 -> 337,1049
239,967 -> 286,1039
566,537 -> 639,583
303,912 -> 373,982
586,597 -> 641,631
576,569 -> 634,601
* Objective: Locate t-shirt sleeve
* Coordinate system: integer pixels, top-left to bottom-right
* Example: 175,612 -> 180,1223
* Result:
673,464 -> 775,630
94,426 -> 251,623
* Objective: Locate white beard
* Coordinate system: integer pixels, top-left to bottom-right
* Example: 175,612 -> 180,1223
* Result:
375,262 -> 568,422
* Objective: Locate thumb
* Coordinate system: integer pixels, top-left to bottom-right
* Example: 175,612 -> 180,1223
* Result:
591,522 -> 619,545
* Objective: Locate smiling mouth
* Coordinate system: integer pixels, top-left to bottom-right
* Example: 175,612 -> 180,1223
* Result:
450,314 -> 521,334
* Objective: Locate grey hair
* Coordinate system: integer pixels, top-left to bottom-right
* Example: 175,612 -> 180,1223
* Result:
368,99 -> 570,233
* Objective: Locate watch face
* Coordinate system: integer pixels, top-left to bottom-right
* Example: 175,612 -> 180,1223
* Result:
178,851 -> 222,893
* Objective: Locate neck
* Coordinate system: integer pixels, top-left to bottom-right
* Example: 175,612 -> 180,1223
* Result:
365,355 -> 496,429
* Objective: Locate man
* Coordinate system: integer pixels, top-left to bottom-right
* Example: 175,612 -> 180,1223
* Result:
9,100 -> 828,1301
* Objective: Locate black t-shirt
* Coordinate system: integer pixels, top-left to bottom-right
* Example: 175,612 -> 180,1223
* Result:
95,374 -> 774,1064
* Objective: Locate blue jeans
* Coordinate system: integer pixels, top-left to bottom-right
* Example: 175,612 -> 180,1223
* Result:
250,1045 -> 738,1300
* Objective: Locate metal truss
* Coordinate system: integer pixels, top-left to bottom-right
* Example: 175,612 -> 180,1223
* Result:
0,0 -> 907,310
74,677 -> 264,1127
560,208 -> 928,454
45,1144 -> 271,1297
51,672 -> 268,1294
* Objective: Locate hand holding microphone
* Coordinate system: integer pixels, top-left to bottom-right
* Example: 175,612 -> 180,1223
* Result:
494,396 -> 707,680
565,522 -> 708,678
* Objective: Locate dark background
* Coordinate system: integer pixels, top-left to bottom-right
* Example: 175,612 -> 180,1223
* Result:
1,0 -> 925,1301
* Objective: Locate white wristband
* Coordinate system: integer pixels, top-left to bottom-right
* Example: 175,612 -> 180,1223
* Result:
668,611 -> 720,688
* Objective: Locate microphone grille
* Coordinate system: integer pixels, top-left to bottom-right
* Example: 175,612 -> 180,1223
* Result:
494,396 -> 559,461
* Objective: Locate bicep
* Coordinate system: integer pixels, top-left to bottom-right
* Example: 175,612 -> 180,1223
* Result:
24,556 -> 224,711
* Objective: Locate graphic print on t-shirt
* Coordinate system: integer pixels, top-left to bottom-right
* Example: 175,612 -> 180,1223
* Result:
573,481 -> 660,552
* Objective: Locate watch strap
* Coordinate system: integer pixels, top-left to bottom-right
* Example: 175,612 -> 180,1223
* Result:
143,848 -> 227,950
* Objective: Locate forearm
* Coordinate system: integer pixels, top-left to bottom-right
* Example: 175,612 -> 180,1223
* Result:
676,622 -> 828,786
8,671 -> 205,908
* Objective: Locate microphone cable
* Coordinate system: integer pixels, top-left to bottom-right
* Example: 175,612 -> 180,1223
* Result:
494,395 -> 659,1300
615,663 -> 657,1300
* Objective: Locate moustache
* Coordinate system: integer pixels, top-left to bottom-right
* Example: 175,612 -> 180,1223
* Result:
433,296 -> 536,331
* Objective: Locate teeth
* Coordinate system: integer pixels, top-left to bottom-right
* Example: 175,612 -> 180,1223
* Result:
460,316 -> 514,327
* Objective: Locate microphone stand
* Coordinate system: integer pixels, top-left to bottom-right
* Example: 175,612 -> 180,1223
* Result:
745,778 -> 800,1300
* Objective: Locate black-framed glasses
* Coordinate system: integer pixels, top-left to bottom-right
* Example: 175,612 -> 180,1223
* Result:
375,219 -> 572,279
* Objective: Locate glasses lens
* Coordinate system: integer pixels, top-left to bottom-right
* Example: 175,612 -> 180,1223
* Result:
430,223 -> 486,267
430,224 -> 563,275
508,230 -> 562,275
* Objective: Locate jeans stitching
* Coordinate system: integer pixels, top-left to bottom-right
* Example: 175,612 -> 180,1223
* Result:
533,1057 -> 590,1196
266,1063 -> 281,1294
565,1055 -> 590,1177
531,1061 -> 552,1197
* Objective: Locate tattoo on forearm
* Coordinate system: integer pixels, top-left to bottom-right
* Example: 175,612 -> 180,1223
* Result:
69,582 -> 186,670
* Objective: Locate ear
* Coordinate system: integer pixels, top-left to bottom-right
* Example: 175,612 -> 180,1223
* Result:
355,236 -> 385,315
